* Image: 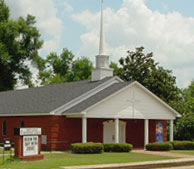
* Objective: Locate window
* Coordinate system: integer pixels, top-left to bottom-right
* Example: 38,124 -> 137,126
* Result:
20,120 -> 24,127
2,121 -> 6,136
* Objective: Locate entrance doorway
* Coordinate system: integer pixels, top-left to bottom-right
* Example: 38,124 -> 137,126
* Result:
103,120 -> 126,143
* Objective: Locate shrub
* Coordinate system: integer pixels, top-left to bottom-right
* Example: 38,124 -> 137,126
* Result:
170,141 -> 194,150
71,142 -> 103,154
103,143 -> 133,152
146,142 -> 173,151
103,143 -> 113,152
112,143 -> 133,152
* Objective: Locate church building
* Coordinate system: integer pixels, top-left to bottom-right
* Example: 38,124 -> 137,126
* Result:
0,2 -> 181,150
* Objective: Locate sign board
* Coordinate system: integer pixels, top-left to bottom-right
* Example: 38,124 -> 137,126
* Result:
3,139 -> 11,150
20,128 -> 41,136
23,136 -> 38,156
156,122 -> 163,142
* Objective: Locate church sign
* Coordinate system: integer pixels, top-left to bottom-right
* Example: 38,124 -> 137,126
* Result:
23,135 -> 39,156
14,127 -> 43,160
20,128 -> 41,136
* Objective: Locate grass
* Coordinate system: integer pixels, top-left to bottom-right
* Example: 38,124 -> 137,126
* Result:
170,150 -> 194,155
0,152 -> 177,169
0,147 -> 14,154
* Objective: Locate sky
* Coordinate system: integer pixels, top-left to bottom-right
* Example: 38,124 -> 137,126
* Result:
4,0 -> 194,88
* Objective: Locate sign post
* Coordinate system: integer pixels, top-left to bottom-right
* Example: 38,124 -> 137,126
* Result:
2,139 -> 12,164
14,128 -> 43,161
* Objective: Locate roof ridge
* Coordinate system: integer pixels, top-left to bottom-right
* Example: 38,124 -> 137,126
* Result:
0,79 -> 95,95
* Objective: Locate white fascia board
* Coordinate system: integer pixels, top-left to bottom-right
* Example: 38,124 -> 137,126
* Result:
85,114 -> 176,120
83,81 -> 181,118
66,115 -> 83,118
0,113 -> 51,117
50,76 -> 123,115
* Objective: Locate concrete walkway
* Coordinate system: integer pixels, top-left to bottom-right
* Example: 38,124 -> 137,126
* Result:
156,165 -> 194,169
133,149 -> 194,158
63,150 -> 194,169
63,158 -> 194,169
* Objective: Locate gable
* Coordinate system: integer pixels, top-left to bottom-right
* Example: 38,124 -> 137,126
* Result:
84,82 -> 180,120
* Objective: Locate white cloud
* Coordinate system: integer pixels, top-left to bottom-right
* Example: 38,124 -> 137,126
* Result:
5,0 -> 64,53
72,0 -> 194,88
63,2 -> 73,12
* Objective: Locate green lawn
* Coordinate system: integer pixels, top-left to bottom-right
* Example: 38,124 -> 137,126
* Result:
0,152 -> 177,169
0,147 -> 14,154
170,150 -> 194,155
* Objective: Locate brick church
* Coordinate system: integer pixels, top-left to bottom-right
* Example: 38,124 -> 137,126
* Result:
0,2 -> 180,150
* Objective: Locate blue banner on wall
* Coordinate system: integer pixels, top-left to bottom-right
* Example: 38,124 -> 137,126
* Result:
156,122 -> 163,142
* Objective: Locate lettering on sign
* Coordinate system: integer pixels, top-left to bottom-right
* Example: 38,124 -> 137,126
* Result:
20,128 -> 41,136
23,136 -> 38,156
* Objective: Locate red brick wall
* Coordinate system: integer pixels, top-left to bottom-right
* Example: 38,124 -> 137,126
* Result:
0,116 -> 167,150
87,119 -> 104,143
0,116 -> 78,150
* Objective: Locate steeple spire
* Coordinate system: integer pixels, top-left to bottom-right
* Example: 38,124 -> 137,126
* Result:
99,0 -> 105,55
91,0 -> 113,81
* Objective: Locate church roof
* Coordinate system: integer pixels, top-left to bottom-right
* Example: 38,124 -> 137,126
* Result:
0,77 -> 126,115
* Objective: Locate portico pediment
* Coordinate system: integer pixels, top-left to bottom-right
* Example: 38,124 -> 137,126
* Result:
84,81 -> 180,120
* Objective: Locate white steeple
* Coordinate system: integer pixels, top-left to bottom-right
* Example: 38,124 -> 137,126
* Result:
92,0 -> 113,81
99,0 -> 105,55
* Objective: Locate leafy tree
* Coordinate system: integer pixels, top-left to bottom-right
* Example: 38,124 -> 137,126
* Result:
174,112 -> 194,140
113,47 -> 181,104
38,48 -> 93,85
72,57 -> 93,81
174,80 -> 194,140
0,0 -> 43,91
110,62 -> 124,77
184,80 -> 194,113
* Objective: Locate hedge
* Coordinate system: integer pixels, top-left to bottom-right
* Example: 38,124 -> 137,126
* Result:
146,142 -> 173,151
169,141 -> 194,150
103,143 -> 133,152
103,143 -> 113,152
71,142 -> 103,154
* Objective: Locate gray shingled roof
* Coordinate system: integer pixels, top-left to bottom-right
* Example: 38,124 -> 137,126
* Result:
0,77 -> 114,114
64,82 -> 130,114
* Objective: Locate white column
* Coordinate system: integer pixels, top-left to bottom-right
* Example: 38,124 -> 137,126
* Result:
144,119 -> 149,148
115,118 -> 119,143
170,120 -> 174,141
82,116 -> 87,143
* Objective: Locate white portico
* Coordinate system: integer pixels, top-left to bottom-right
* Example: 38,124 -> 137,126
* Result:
80,81 -> 180,147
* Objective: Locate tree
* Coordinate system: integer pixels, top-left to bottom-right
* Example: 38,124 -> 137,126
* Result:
0,0 -> 43,91
38,48 -> 93,85
174,80 -> 194,140
72,57 -> 93,81
184,80 -> 194,113
174,112 -> 194,140
112,47 -> 181,104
